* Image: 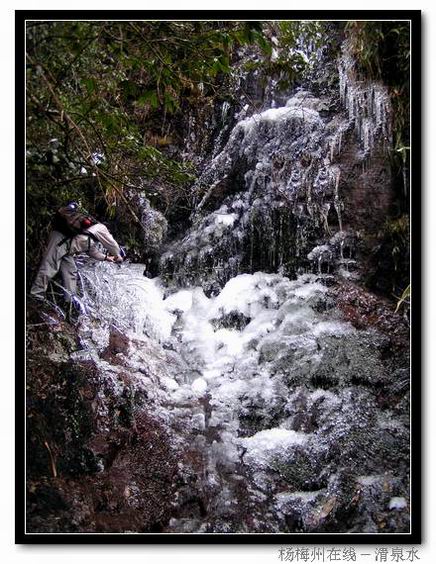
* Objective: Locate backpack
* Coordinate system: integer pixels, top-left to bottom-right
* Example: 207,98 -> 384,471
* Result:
53,205 -> 96,237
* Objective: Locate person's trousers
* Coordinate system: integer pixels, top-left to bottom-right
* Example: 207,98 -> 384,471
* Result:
30,231 -> 77,301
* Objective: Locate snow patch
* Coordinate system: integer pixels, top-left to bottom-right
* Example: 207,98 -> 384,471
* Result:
389,497 -> 407,510
240,428 -> 308,468
239,106 -> 322,132
192,377 -> 208,395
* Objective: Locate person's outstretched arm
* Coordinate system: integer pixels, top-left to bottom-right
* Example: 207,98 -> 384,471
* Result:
88,224 -> 123,262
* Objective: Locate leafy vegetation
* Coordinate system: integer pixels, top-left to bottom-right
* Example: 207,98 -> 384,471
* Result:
395,284 -> 411,314
26,20 -> 323,275
364,215 -> 410,301
26,22 -> 270,270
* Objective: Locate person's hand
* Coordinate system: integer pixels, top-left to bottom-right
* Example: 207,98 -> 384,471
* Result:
114,255 -> 123,263
106,255 -> 116,263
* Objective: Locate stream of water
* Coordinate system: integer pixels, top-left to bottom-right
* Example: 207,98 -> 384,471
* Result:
69,261 -> 409,533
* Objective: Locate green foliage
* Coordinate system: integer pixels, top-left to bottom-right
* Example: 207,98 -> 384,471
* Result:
240,21 -> 331,92
395,284 -> 410,314
345,22 -> 410,85
278,20 -> 325,52
26,20 -> 321,273
26,21 -> 265,268
365,215 -> 410,300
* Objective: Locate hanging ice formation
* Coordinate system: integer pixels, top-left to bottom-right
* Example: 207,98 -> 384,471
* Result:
338,39 -> 393,158
161,41 -> 393,293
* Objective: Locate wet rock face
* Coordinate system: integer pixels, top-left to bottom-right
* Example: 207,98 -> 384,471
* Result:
27,257 -> 410,534
274,470 -> 410,534
26,302 -> 180,533
27,412 -> 178,533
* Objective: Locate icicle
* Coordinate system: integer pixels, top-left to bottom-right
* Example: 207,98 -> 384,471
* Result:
338,40 -> 392,157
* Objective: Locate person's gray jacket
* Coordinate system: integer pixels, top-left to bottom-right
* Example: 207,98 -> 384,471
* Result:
69,223 -> 121,260
30,223 -> 122,301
